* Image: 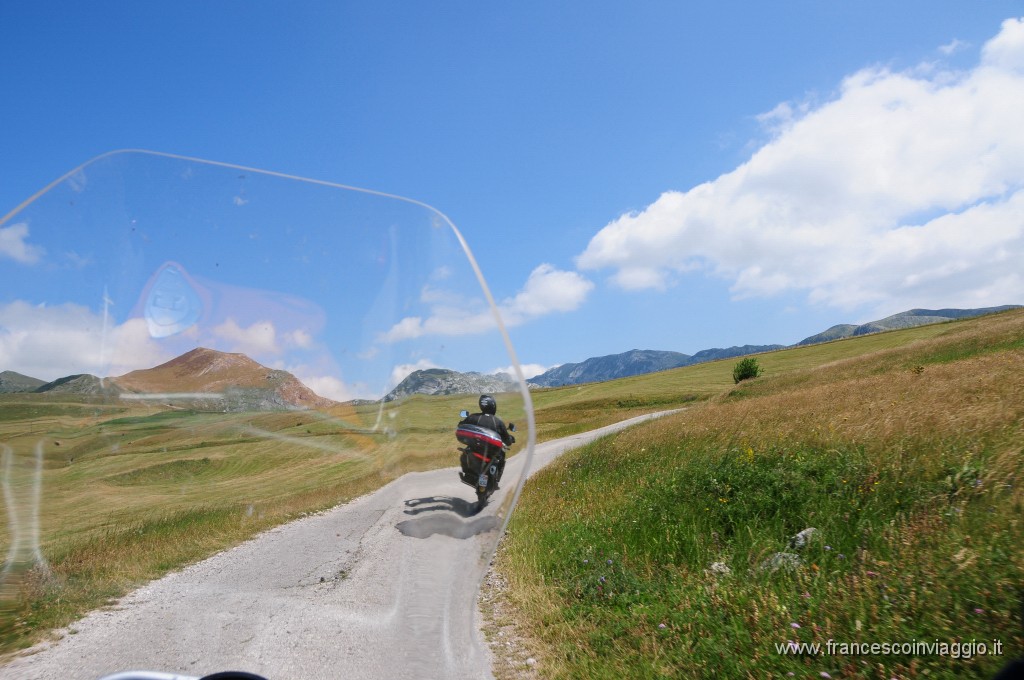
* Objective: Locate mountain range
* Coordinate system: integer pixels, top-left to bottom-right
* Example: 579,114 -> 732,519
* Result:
794,306 -> 1020,345
3,306 -> 1020,404
525,344 -> 786,388
525,306 -> 1019,388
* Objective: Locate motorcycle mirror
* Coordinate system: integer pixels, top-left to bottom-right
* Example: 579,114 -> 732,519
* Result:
460,410 -> 469,418
509,423 -> 516,432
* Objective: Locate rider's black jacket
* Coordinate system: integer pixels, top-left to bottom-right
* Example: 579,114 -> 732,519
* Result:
459,412 -> 514,447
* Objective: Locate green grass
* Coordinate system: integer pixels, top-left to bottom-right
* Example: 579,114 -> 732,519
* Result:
490,309 -> 1024,679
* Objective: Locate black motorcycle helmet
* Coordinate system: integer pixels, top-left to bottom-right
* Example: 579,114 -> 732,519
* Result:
479,394 -> 497,415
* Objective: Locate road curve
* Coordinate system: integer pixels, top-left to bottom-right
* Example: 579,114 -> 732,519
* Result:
0,411 -> 676,680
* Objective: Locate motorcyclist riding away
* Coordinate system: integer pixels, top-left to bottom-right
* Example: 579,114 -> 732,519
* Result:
459,394 -> 514,487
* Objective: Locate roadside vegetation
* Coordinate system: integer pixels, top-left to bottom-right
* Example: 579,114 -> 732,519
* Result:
487,309 -> 1024,678
732,356 -> 762,383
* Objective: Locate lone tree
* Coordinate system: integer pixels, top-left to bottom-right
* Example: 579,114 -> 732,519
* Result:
732,357 -> 763,384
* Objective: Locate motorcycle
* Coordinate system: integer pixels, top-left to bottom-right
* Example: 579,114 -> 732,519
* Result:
455,410 -> 516,512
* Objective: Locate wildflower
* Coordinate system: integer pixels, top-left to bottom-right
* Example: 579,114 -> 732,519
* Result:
599,576 -> 606,583
802,592 -> 811,599
658,623 -> 667,629
866,570 -> 879,577
583,559 -> 588,564
824,545 -> 832,551
607,559 -> 613,565
791,622 -> 801,629
821,673 -> 832,679
974,608 -> 985,615
837,554 -> 846,560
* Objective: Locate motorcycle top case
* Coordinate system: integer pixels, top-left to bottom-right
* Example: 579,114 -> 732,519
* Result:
455,423 -> 504,452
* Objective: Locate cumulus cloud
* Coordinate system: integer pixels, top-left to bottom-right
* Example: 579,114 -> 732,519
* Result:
577,18 -> 1024,315
0,223 -> 45,264
295,374 -> 373,402
211,318 -> 280,356
381,264 -> 593,342
0,301 -> 170,381
389,359 -> 439,387
939,38 -> 969,56
287,329 -> 314,349
490,363 -> 552,380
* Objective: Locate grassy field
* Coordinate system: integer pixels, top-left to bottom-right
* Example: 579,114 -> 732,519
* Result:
487,309 -> 1024,679
1,310 -> 1021,672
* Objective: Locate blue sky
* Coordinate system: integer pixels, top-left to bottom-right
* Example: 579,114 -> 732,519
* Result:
2,2 -> 1024,397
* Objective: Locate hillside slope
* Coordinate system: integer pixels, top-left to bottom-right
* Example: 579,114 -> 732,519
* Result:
112,347 -> 336,410
492,307 -> 1024,679
0,370 -> 46,393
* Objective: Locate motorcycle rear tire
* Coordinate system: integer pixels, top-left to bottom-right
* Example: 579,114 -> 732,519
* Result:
475,490 -> 488,513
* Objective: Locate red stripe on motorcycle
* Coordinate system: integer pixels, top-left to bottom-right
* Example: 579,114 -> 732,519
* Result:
456,427 -> 504,448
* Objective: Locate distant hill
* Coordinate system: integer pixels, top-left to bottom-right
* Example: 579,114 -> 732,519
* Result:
688,344 -> 787,364
797,324 -> 859,346
112,347 -> 336,411
0,370 -> 46,393
383,368 -> 518,402
528,306 -> 1019,389
37,374 -> 123,395
0,348 -> 336,411
528,350 -> 691,388
796,306 -> 1021,345
527,346 -> 784,388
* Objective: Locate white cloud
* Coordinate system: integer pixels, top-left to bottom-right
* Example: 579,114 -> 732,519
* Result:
0,223 -> 45,264
211,318 -> 280,356
287,329 -> 314,349
577,18 -> 1024,315
490,363 -> 552,380
296,374 -> 373,402
939,38 -> 969,56
0,301 -> 169,381
380,264 -> 593,342
502,264 -> 594,323
390,359 -> 439,388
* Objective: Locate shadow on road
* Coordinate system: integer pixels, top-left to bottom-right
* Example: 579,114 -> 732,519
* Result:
402,495 -> 478,518
397,496 -> 499,540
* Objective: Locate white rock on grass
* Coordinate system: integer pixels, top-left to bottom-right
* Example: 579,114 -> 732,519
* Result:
788,527 -> 818,550
708,562 -> 731,576
759,552 -> 802,573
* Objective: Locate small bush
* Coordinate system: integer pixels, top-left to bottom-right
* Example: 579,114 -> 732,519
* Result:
732,357 -> 762,383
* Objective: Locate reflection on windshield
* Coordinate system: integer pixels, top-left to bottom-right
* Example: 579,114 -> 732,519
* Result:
0,151 -> 534,676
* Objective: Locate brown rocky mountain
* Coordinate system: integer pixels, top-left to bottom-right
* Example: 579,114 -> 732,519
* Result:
112,347 -> 336,410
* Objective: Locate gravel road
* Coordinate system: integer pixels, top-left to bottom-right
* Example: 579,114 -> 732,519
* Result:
0,411 -> 674,680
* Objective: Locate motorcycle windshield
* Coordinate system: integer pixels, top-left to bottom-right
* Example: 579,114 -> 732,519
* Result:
0,150 -> 535,679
